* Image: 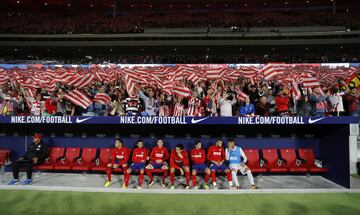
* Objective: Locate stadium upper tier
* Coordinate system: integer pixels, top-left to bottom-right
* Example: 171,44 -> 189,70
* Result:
0,10 -> 358,34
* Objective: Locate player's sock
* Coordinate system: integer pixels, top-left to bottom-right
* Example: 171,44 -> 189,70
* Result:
146,169 -> 154,182
185,172 -> 190,186
226,171 -> 232,182
170,172 -> 175,185
124,172 -> 130,186
162,169 -> 168,183
232,170 -> 240,186
211,171 -> 216,183
204,173 -> 210,183
192,175 -> 197,187
247,170 -> 255,185
138,173 -> 144,186
106,167 -> 112,182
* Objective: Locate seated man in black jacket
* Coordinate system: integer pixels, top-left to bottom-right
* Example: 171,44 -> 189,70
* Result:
8,133 -> 49,185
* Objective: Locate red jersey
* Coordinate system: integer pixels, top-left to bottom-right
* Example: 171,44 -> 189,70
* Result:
111,147 -> 129,165
207,145 -> 225,163
191,149 -> 206,164
132,147 -> 148,163
150,146 -> 169,163
170,150 -> 189,168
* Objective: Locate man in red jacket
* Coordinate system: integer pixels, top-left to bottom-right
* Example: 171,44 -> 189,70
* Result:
123,139 -> 148,189
275,87 -> 289,116
169,144 -> 191,190
104,138 -> 129,188
191,140 -> 211,189
145,138 -> 169,188
207,139 -> 233,189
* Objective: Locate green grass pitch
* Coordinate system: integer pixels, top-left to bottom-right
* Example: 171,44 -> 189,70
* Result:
0,190 -> 360,215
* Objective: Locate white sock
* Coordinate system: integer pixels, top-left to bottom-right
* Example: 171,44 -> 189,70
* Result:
232,170 -> 239,186
247,170 -> 255,185
213,182 -> 217,187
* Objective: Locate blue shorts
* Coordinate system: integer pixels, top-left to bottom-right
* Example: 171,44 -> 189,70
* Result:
210,164 -> 229,172
151,162 -> 166,169
114,160 -> 120,165
192,164 -> 208,172
130,162 -> 146,171
172,163 -> 186,170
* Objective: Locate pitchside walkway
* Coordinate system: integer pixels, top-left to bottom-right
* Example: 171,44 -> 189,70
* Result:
1,172 -> 360,194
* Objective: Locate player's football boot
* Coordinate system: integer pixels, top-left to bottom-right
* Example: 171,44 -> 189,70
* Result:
161,182 -> 166,188
148,181 -> 154,187
137,186 -> 142,190
121,184 -> 127,189
193,186 -> 199,190
203,184 -> 209,190
104,181 -> 112,187
185,186 -> 190,190
251,185 -> 258,189
236,186 -> 241,190
170,185 -> 175,190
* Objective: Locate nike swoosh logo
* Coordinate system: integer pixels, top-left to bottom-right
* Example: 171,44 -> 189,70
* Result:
191,117 -> 209,124
76,117 -> 92,124
308,117 -> 325,124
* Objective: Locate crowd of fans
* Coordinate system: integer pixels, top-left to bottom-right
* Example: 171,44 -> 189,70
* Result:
1,53 -> 359,64
0,75 -> 359,117
0,10 -> 359,34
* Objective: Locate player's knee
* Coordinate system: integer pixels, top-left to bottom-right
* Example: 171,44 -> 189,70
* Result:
192,170 -> 196,175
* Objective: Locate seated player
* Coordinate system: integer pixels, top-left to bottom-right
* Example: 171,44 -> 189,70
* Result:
104,138 -> 129,188
169,144 -> 191,190
190,140 -> 211,189
226,139 -> 258,189
207,139 -> 233,189
145,138 -> 169,188
123,139 -> 148,189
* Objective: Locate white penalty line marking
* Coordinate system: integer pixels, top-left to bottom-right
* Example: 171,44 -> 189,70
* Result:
1,185 -> 360,194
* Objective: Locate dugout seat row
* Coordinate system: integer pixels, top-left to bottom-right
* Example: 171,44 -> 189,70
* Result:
244,148 -> 327,173
34,147 -> 130,173
34,147 -> 327,174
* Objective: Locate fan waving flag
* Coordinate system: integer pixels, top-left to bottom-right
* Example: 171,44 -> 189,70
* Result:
64,89 -> 93,109
93,93 -> 111,105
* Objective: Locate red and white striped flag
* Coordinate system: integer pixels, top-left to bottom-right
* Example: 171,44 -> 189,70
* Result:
93,93 -> 111,105
206,67 -> 224,80
187,73 -> 201,85
302,76 -> 320,88
262,64 -> 285,80
64,89 -> 93,109
173,84 -> 191,97
0,69 -> 8,85
234,87 -> 249,102
292,79 -> 301,100
67,74 -> 95,88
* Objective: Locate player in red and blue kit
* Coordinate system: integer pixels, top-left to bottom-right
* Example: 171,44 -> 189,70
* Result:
207,139 -> 233,189
105,138 -> 130,188
124,139 -> 148,189
145,138 -> 169,188
190,140 -> 211,189
169,144 -> 191,190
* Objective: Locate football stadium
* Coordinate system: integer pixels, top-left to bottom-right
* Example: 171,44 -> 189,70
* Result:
1,0 -> 360,215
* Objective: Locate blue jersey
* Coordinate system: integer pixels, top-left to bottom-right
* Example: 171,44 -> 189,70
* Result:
228,146 -> 243,165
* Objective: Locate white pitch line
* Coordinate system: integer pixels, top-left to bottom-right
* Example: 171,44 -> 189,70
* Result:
0,185 -> 360,194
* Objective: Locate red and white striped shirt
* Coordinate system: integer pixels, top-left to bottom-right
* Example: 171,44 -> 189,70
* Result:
173,102 -> 185,116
